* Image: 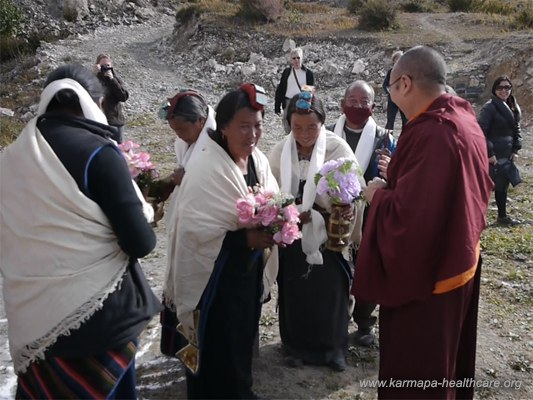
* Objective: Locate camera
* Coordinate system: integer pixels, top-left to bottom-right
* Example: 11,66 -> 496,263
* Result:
100,65 -> 113,73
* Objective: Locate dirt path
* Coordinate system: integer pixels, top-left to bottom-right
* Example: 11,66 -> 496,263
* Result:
1,10 -> 532,400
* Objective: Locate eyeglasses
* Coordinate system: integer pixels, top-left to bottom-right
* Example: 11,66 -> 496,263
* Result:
386,76 -> 403,94
292,57 -> 300,60
496,85 -> 512,91
240,83 -> 268,111
159,89 -> 202,120
295,90 -> 313,111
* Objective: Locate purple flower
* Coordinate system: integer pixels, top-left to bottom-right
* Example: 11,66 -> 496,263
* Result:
314,158 -> 362,204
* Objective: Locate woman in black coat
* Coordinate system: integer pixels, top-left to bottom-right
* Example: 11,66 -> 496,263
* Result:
478,75 -> 522,225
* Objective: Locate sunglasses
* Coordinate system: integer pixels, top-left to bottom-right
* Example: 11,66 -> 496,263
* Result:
240,83 -> 268,111
292,57 -> 300,60
159,89 -> 202,120
496,85 -> 512,91
295,90 -> 313,112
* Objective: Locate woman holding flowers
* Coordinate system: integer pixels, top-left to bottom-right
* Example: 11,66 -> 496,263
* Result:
165,83 -> 278,399
268,89 -> 364,372
0,64 -> 161,399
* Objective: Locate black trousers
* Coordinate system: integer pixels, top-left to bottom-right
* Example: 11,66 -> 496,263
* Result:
385,97 -> 407,130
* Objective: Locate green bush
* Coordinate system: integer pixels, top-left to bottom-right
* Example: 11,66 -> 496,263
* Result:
448,0 -> 478,12
513,7 -> 533,29
401,0 -> 435,13
358,0 -> 398,31
0,0 -> 25,36
347,0 -> 364,15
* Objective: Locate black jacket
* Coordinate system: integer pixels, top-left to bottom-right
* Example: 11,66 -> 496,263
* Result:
478,95 -> 522,159
38,113 -> 161,357
97,71 -> 129,126
274,65 -> 315,114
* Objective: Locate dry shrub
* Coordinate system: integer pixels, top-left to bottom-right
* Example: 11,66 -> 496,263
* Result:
0,116 -> 24,149
479,0 -> 515,15
347,0 -> 364,14
513,6 -> 533,29
358,0 -> 398,31
239,0 -> 283,22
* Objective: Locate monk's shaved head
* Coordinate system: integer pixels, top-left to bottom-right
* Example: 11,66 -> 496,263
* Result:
394,46 -> 447,91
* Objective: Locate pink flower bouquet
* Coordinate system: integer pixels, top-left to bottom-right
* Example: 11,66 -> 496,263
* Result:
118,140 -> 159,192
314,157 -> 362,205
236,186 -> 301,245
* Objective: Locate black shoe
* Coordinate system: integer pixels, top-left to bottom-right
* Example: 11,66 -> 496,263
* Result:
353,330 -> 375,347
285,355 -> 303,368
329,357 -> 347,372
497,216 -> 520,226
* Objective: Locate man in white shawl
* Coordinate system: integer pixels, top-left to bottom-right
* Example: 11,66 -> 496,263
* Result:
268,90 -> 364,373
0,64 -> 160,399
165,84 -> 278,399
156,89 -> 216,357
328,80 -> 396,348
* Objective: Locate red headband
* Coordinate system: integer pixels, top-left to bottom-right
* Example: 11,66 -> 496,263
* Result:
166,89 -> 202,119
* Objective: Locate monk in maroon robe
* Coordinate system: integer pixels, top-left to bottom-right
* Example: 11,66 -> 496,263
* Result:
352,46 -> 494,399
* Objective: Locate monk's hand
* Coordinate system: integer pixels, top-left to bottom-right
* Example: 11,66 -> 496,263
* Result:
246,229 -> 276,250
298,210 -> 312,225
489,155 -> 497,165
377,154 -> 391,180
172,167 -> 186,186
362,178 -> 387,203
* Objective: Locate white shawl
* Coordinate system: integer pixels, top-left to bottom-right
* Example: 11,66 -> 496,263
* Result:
165,105 -> 216,235
0,78 -> 153,373
280,127 -> 328,264
164,137 -> 279,344
269,130 -> 365,261
333,114 -> 377,174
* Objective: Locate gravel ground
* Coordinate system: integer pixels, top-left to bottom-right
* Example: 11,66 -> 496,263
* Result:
1,9 -> 532,400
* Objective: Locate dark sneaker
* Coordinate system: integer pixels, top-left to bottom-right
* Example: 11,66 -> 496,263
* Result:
497,216 -> 520,226
353,330 -> 375,347
329,356 -> 347,372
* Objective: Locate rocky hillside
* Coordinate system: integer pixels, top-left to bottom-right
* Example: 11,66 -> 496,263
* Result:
5,0 -> 533,123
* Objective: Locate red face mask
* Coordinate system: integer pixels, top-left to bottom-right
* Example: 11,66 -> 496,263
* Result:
343,106 -> 372,126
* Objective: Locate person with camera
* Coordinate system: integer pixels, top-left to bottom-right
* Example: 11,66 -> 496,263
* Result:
94,53 -> 129,143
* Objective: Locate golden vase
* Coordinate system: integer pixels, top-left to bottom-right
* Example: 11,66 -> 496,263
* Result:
326,203 -> 352,252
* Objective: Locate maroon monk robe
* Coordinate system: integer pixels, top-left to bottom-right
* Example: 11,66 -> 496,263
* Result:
352,94 -> 493,399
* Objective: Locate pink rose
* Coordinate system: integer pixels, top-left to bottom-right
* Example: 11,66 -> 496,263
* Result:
236,194 -> 257,225
283,204 -> 300,224
274,223 -> 301,245
258,204 -> 279,226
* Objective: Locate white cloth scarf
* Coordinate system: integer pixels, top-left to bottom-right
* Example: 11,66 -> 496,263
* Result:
333,114 -> 377,174
163,137 -> 279,343
280,126 -> 328,265
0,78 -> 153,373
165,105 -> 216,235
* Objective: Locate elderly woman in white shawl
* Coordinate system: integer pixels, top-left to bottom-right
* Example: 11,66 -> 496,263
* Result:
165,83 -> 278,399
0,64 -> 160,399
268,89 -> 364,373
157,89 -> 216,357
